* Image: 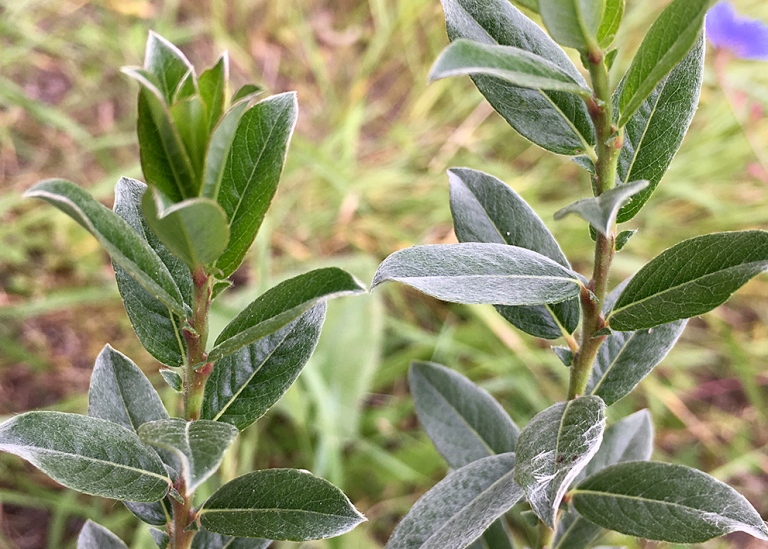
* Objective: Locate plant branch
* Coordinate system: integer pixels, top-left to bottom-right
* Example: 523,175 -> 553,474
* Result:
183,267 -> 214,421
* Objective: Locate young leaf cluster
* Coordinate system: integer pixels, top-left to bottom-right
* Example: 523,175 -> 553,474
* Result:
373,0 -> 768,547
5,33 -> 367,548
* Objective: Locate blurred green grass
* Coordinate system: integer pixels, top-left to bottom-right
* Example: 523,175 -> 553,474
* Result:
1,0 -> 768,547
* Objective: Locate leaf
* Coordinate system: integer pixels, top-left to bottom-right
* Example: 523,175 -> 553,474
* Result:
0,411 -> 170,501
88,344 -> 169,431
582,410 -> 653,480
77,520 -> 129,549
607,231 -> 768,331
441,0 -> 595,155
142,187 -> 230,268
480,520 -> 515,549
615,34 -> 704,222
409,361 -> 518,468
170,95 -> 209,177
113,177 -> 191,367
449,168 -> 579,339
142,31 -> 194,104
199,53 -> 229,133
553,180 -> 648,236
161,369 -> 183,392
552,509 -> 602,549
191,529 -> 271,549
429,39 -> 592,97
124,499 -> 169,526
138,419 -> 238,492
150,529 -> 169,549
538,0 -> 604,51
372,243 -> 582,307
203,304 -> 325,431
617,0 -> 712,126
597,0 -> 623,48
513,396 -> 606,528
614,229 -> 635,251
572,462 -> 768,543
215,92 -> 298,277
200,468 -> 366,540
386,453 -> 523,549
208,268 -> 364,362
25,179 -> 187,317
126,68 -> 199,198
232,84 -> 263,103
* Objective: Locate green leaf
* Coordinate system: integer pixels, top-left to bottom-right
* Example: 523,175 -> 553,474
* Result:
199,53 -> 229,133
170,95 -> 209,178
150,529 -> 169,549
232,84 -> 263,103
386,453 -> 523,549
161,369 -> 183,392
582,410 -> 653,480
617,0 -> 712,127
201,96 -> 257,201
614,229 -> 635,251
142,187 -> 230,268
573,462 -> 768,543
215,92 -> 298,277
552,509 -> 602,549
372,243 -> 582,307
138,419 -> 238,492
429,39 -> 592,97
615,34 -> 704,222
538,0 -> 604,51
0,411 -> 170,501
209,268 -> 364,362
203,304 -> 325,431
607,231 -> 768,331
480,520 -> 515,549
77,520 -> 129,549
513,396 -> 606,528
124,499 -> 169,526
191,530 -> 271,549
24,179 -> 187,317
200,468 -> 365,540
88,344 -> 169,431
409,361 -> 518,468
449,168 -> 579,339
552,346 -> 573,366
597,0 -> 623,48
441,0 -> 595,155
142,31 -> 194,104
113,177 -> 191,367
126,68 -> 199,198
553,180 -> 648,236
588,286 -> 686,404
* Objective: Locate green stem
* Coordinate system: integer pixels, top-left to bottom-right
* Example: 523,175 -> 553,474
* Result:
568,50 -> 623,400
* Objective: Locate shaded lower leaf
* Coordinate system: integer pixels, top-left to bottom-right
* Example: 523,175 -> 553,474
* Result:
409,361 -> 518,468
0,412 -> 170,501
552,509 -> 601,549
553,180 -> 648,237
481,518 -> 515,549
200,468 -> 365,540
191,529 -> 271,549
77,520 -> 128,549
573,462 -> 768,543
124,499 -> 168,526
203,304 -> 326,431
150,529 -> 169,549
386,453 -> 523,549
513,397 -> 606,528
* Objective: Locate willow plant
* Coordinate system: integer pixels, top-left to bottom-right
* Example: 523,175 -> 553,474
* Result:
0,33 -> 367,548
372,0 -> 768,547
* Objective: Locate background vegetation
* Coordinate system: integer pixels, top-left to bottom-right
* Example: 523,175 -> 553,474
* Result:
1,0 -> 767,547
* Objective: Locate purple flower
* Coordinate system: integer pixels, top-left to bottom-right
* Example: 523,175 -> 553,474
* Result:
706,2 -> 768,60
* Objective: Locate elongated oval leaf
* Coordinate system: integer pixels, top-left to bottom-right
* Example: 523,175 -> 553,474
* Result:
209,268 -> 363,362
215,92 -> 298,277
614,34 -> 704,223
203,304 -> 325,431
449,168 -> 579,339
139,419 -> 238,492
597,0 -> 623,48
607,231 -> 768,331
538,0 -> 604,51
429,39 -> 591,97
409,361 -> 518,468
113,177 -> 191,367
200,468 -> 365,540
553,180 -> 648,237
191,530 -> 271,549
513,397 -> 606,528
88,344 -> 169,431
441,0 -> 595,155
24,179 -> 187,317
77,520 -> 128,549
372,243 -> 582,307
0,412 -> 170,501
582,410 -> 653,480
617,0 -> 712,126
142,188 -> 230,268
143,31 -> 194,104
198,52 -> 229,133
573,462 -> 768,543
386,453 -> 523,549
